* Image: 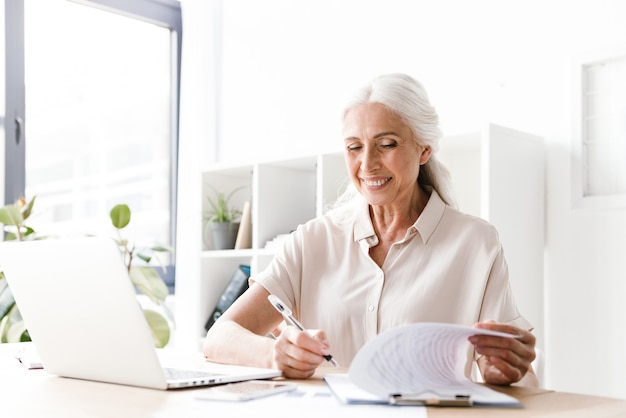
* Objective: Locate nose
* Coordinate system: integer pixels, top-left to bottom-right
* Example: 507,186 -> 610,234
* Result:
360,145 -> 380,173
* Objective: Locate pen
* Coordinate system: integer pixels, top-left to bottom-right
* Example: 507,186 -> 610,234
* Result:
267,294 -> 339,368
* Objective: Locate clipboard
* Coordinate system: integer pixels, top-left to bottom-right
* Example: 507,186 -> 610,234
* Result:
389,391 -> 473,407
345,323 -> 523,408
325,364 -> 521,407
325,374 -> 479,407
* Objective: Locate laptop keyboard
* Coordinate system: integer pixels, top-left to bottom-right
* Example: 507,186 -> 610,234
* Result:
163,367 -> 221,380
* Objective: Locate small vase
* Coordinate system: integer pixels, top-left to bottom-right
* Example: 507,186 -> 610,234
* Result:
206,222 -> 240,250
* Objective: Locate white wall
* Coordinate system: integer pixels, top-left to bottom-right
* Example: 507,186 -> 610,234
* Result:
181,0 -> 626,398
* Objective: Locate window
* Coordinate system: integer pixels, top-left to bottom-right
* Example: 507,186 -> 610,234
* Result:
572,45 -> 626,209
0,2 -> 5,202
3,0 -> 26,204
4,0 -> 181,289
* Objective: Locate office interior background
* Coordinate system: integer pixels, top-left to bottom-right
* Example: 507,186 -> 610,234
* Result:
2,0 -> 626,400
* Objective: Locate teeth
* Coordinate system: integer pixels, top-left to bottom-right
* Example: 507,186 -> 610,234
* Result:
365,178 -> 390,187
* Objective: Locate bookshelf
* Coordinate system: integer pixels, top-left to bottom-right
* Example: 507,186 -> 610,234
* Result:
198,153 -> 348,335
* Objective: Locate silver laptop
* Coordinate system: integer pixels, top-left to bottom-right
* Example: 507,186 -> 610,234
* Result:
0,237 -> 281,390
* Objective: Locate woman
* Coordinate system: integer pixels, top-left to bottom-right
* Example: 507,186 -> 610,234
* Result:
204,73 -> 537,386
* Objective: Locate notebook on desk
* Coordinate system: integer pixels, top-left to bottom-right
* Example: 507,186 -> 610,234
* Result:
0,237 -> 281,390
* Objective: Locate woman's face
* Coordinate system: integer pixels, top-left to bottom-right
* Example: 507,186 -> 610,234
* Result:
343,103 -> 431,208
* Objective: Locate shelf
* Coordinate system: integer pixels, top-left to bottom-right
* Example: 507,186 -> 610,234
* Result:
201,249 -> 256,258
196,151 -> 348,339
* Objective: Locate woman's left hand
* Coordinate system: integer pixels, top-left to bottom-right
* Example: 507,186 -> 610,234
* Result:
469,321 -> 537,386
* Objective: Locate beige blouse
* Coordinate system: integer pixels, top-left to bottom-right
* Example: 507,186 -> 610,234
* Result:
254,190 -> 532,369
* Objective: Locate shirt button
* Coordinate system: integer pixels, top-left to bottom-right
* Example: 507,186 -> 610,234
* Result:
368,305 -> 375,312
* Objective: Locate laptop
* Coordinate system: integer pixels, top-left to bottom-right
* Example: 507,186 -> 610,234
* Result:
0,236 -> 281,390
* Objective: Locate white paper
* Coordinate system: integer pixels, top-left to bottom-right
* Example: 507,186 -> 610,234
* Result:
324,374 -> 387,404
15,343 -> 43,369
348,322 -> 521,406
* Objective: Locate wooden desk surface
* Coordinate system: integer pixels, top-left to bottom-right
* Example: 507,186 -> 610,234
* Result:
302,367 -> 626,418
2,344 -> 625,418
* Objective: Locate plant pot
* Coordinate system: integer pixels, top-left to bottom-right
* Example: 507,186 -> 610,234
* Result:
206,222 -> 240,250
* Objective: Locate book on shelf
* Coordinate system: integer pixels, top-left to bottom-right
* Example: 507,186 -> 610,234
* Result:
234,201 -> 251,250
204,265 -> 251,331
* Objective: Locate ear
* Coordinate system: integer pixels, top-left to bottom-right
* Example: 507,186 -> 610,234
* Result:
419,146 -> 432,165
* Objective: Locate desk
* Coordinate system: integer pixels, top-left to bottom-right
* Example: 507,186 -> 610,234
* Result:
2,343 -> 625,418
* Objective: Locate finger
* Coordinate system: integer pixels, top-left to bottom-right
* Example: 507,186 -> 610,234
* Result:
475,341 -> 534,386
272,347 -> 317,379
470,324 -> 536,362
286,327 -> 332,358
304,329 -> 332,355
275,328 -> 326,368
473,321 -> 525,338
473,323 -> 537,349
473,336 -> 535,370
472,337 -> 536,384
480,356 -> 524,385
475,345 -> 526,370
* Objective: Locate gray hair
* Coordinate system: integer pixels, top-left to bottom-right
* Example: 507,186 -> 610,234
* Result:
330,73 -> 457,219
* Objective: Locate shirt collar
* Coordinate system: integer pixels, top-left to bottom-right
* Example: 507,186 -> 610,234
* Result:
353,188 -> 447,245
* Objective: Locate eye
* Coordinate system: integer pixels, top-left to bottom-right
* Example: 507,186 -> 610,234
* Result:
381,141 -> 397,149
346,144 -> 362,152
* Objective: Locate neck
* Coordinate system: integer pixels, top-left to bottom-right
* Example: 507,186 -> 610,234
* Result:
369,186 -> 430,240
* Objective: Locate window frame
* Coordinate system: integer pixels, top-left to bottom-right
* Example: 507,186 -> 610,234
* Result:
3,0 -> 182,289
571,44 -> 626,210
3,0 -> 26,206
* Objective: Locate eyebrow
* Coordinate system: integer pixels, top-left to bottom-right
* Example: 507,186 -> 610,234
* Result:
344,131 -> 402,142
373,131 -> 401,139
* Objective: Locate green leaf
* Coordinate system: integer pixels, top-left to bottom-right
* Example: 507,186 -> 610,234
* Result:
110,204 -> 131,229
148,244 -> 173,253
0,206 -> 23,227
7,319 -> 29,343
130,266 -> 169,304
20,329 -> 32,342
204,185 -> 245,223
143,309 -> 170,348
0,317 -> 9,343
114,238 -> 129,248
0,280 -> 16,322
22,226 -> 36,238
4,231 -> 17,241
20,195 -> 37,221
0,304 -> 30,343
136,252 -> 152,264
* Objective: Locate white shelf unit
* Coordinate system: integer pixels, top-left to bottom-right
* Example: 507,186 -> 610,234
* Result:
438,123 -> 545,348
198,153 -> 348,334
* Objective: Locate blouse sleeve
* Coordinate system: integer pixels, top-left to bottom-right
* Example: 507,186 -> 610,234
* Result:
251,227 -> 304,312
479,245 -> 534,332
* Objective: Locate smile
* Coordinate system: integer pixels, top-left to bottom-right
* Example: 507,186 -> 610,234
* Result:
363,177 -> 391,187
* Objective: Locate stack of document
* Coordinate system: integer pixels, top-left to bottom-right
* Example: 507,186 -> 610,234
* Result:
324,323 -> 522,407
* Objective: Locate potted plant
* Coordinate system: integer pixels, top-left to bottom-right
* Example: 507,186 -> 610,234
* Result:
203,185 -> 244,250
0,196 -> 37,343
0,198 -> 173,348
109,204 -> 173,348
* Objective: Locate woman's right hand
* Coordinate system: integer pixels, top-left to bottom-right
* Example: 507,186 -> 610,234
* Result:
271,326 -> 332,379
